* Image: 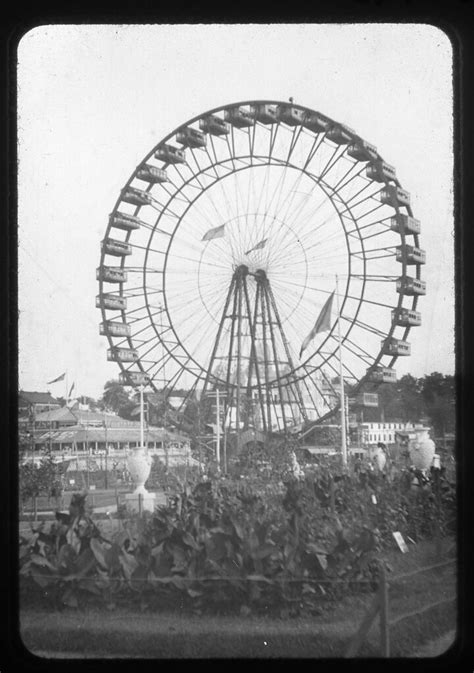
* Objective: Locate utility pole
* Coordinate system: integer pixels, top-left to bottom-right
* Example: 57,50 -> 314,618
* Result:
216,388 -> 220,470
223,408 -> 228,474
104,420 -> 108,490
207,390 -> 222,471
140,385 -> 144,448
336,275 -> 348,468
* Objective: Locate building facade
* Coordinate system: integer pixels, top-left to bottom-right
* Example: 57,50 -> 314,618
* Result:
360,421 -> 422,446
18,391 -> 61,431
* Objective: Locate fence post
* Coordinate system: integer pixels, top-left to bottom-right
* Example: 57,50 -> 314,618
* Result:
33,495 -> 38,522
345,594 -> 380,657
434,467 -> 442,557
329,474 -> 335,515
379,564 -> 390,657
138,493 -> 143,516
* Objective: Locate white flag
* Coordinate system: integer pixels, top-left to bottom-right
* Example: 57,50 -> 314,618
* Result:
202,224 -> 225,241
299,291 -> 335,358
245,238 -> 268,255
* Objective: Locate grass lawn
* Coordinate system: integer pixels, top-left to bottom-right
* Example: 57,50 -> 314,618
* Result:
18,539 -> 457,659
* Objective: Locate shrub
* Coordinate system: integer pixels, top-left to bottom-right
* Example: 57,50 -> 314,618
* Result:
19,469 -> 455,616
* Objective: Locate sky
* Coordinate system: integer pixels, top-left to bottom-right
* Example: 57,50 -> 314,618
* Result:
17,23 -> 454,400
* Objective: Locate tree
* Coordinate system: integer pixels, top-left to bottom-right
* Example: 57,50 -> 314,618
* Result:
99,380 -> 134,418
19,449 -> 65,512
421,372 -> 455,437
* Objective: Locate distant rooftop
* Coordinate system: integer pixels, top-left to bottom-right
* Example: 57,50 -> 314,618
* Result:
19,391 -> 60,406
34,406 -> 141,427
36,425 -> 189,444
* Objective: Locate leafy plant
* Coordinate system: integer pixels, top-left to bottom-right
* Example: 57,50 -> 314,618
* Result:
19,466 -> 455,616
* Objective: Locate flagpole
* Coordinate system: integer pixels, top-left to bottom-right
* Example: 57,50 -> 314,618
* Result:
335,275 -> 348,468
65,371 -> 68,405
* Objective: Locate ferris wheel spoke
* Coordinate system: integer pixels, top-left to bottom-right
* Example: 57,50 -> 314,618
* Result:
357,226 -> 395,243
302,132 -> 327,171
346,215 -> 392,237
206,133 -> 221,167
352,243 -> 396,257
351,273 -> 398,281
260,173 -> 307,261
340,183 -> 382,211
162,360 -> 191,394
339,178 -> 376,208
351,201 -> 387,224
270,210 -> 339,265
271,176 -> 318,244
121,284 -> 151,295
248,166 -> 272,240
317,144 -> 347,182
332,161 -> 367,192
334,331 -> 377,364
133,325 -> 171,348
225,129 -> 237,171
260,166 -> 291,224
341,314 -> 388,338
248,119 -> 258,159
268,121 -> 282,158
285,125 -> 304,164
123,266 -> 159,273
128,306 -> 166,326
282,188 -> 337,241
320,356 -> 345,387
122,300 -> 160,319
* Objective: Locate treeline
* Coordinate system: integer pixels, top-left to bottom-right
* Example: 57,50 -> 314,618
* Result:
77,372 -> 455,439
358,372 -> 455,437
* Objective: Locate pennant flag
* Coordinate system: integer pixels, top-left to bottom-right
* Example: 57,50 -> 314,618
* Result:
68,382 -> 75,397
47,372 -> 66,384
299,291 -> 335,358
245,238 -> 268,255
201,224 -> 225,241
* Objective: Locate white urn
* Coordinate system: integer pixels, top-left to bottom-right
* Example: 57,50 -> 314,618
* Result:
290,451 -> 304,479
369,446 -> 387,471
127,446 -> 152,495
408,428 -> 435,470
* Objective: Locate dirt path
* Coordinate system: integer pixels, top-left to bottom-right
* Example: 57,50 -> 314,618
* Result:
411,630 -> 456,657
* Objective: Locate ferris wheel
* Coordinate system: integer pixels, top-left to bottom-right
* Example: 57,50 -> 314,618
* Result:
96,100 -> 425,435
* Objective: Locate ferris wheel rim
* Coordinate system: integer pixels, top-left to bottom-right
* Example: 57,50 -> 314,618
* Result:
98,99 -> 424,426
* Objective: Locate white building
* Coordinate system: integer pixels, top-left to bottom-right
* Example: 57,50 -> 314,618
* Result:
360,421 -> 422,446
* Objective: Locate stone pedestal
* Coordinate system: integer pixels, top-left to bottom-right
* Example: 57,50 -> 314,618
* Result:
125,490 -> 156,513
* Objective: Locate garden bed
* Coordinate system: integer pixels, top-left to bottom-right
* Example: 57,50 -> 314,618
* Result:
18,473 -> 457,658
20,538 -> 457,659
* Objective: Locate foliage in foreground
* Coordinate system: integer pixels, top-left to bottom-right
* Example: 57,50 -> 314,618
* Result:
19,470 -> 455,616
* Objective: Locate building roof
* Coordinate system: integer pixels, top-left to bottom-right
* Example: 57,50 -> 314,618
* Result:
34,406 -> 78,423
35,425 -> 189,445
34,407 -> 143,428
19,391 -> 60,406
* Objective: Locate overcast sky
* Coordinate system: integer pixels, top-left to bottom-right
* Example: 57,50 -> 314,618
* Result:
17,23 -> 454,400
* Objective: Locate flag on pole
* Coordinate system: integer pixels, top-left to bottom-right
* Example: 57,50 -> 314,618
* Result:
201,224 -> 225,241
47,372 -> 66,384
245,238 -> 268,255
68,382 -> 75,398
299,291 -> 335,358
